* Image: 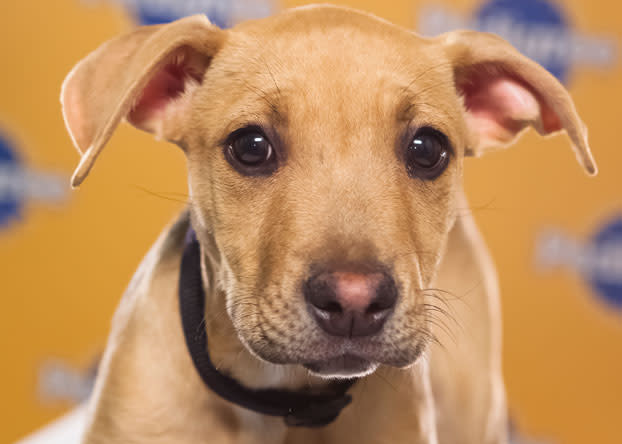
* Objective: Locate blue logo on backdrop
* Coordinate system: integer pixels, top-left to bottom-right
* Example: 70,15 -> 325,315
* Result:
537,215 -> 622,310
0,131 -> 67,230
109,0 -> 276,28
476,0 -> 568,82
0,135 -> 21,227
417,0 -> 617,84
589,218 -> 622,308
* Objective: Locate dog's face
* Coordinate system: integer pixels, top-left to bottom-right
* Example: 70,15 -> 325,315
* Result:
61,6 -> 595,378
186,14 -> 465,376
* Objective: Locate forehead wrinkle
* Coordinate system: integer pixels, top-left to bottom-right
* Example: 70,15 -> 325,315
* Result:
219,97 -> 286,138
241,82 -> 285,121
393,64 -> 464,141
221,74 -> 289,132
396,91 -> 418,124
397,92 -> 460,137
245,40 -> 287,118
213,37 -> 290,124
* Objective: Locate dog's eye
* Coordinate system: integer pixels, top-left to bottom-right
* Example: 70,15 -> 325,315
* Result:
225,127 -> 277,176
231,132 -> 272,165
405,127 -> 450,180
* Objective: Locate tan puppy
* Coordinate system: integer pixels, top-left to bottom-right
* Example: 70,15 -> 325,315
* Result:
61,5 -> 596,444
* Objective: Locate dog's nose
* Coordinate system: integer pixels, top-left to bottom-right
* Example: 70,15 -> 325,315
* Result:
304,268 -> 397,337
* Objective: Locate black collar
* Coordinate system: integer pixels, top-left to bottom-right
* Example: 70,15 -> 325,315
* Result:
178,229 -> 357,428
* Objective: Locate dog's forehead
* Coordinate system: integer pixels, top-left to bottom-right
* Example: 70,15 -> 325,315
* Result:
202,8 -> 460,138
229,6 -> 442,84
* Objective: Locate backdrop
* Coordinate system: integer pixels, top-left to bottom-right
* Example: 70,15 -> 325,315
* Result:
1,1 -> 620,443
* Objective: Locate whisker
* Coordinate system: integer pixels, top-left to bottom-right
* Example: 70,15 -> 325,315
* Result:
452,197 -> 501,218
424,317 -> 457,345
132,185 -> 189,204
373,369 -> 399,393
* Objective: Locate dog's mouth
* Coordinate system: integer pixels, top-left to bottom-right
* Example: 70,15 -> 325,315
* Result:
303,354 -> 379,378
242,329 -> 424,379
237,309 -> 429,378
231,289 -> 430,378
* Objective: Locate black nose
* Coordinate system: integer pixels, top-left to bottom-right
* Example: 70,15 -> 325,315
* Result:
304,267 -> 398,337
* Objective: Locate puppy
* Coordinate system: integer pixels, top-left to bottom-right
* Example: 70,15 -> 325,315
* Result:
61,5 -> 596,444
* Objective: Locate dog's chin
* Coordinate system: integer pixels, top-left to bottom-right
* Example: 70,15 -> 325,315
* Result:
303,355 -> 379,379
242,335 -> 426,379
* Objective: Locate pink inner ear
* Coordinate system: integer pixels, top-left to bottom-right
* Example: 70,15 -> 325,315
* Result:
129,64 -> 186,125
460,69 -> 562,148
128,55 -> 203,131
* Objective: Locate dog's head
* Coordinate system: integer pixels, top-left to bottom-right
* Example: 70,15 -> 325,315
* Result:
62,6 -> 595,378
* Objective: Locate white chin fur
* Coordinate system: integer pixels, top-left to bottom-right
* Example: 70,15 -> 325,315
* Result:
307,362 -> 379,380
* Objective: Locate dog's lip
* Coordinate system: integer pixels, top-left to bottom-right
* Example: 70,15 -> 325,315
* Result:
302,353 -> 378,378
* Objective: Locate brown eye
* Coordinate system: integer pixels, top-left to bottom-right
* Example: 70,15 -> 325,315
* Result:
225,127 -> 277,176
231,131 -> 272,165
405,127 -> 450,180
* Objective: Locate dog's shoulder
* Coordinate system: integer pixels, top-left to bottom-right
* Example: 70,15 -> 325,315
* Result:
82,211 -> 225,441
109,209 -> 190,337
125,208 -> 190,295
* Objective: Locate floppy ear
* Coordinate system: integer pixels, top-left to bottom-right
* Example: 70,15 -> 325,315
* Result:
61,15 -> 226,187
437,30 -> 597,175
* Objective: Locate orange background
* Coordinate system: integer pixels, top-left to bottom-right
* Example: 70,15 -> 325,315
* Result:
1,1 -> 620,443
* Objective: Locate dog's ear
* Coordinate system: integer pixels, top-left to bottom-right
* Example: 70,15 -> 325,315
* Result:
437,30 -> 596,175
61,15 -> 226,187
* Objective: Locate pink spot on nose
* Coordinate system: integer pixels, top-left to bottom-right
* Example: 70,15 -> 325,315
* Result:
332,272 -> 384,311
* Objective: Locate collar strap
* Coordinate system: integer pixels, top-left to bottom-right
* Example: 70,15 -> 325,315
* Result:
179,229 -> 357,427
